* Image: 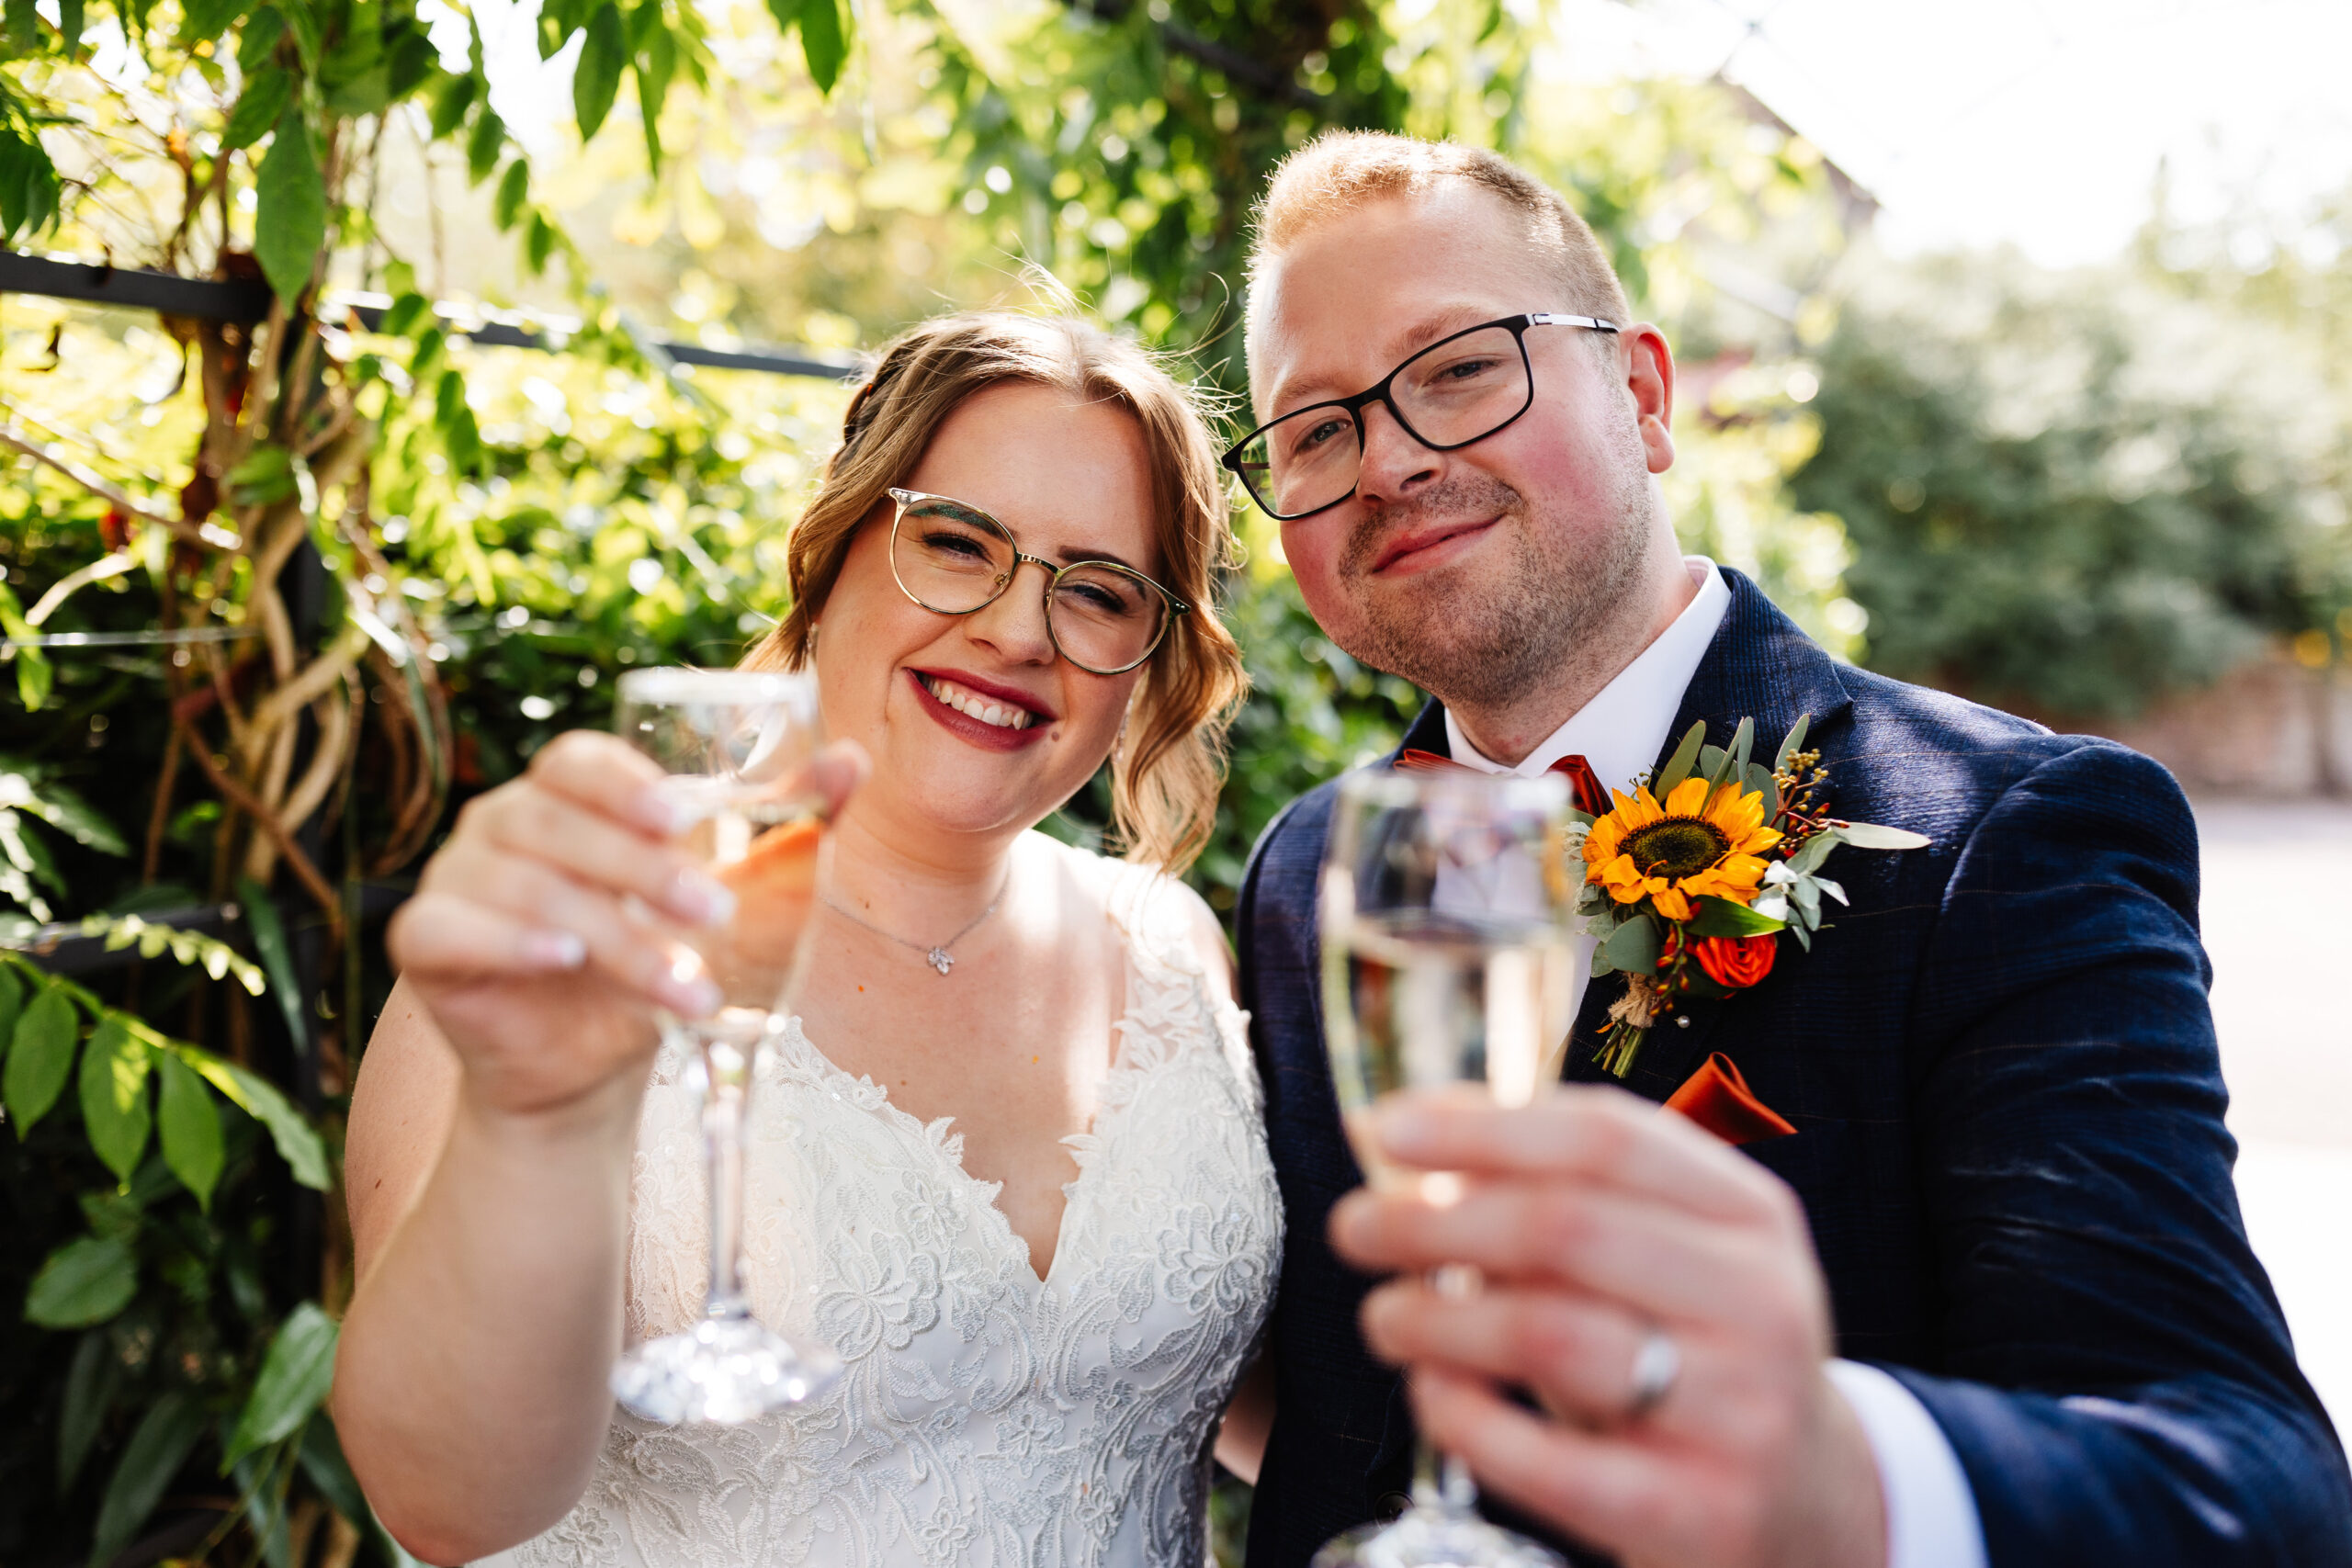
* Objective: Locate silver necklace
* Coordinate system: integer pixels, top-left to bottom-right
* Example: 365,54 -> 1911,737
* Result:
820,870 -> 1011,976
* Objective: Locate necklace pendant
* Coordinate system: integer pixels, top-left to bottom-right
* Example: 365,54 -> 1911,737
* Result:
926,946 -> 955,976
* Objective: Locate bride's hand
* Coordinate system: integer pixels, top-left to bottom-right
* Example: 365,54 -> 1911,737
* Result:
386,730 -> 865,1118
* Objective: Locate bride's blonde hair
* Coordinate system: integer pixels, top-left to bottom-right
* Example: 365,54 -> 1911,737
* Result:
746,311 -> 1247,874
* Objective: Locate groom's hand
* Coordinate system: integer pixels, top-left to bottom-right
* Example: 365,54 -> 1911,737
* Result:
1329,1085 -> 1887,1568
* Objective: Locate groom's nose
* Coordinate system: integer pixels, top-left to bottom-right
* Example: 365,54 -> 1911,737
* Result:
1353,400 -> 1442,505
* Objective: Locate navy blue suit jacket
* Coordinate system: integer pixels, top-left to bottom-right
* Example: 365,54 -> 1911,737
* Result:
1236,568 -> 2352,1566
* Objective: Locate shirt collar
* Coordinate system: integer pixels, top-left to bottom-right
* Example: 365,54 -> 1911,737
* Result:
1444,557 -> 1731,795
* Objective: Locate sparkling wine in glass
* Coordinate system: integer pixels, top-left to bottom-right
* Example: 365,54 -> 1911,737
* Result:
607,667 -> 843,1425
1316,768 -> 1578,1568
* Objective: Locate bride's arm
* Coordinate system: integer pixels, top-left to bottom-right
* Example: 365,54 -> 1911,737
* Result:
1216,1352 -> 1275,1484
337,992 -> 643,1564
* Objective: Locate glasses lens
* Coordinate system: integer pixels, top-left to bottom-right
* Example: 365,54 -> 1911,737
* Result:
1237,404 -> 1363,519
893,498 -> 1015,612
1391,325 -> 1531,447
1048,564 -> 1167,672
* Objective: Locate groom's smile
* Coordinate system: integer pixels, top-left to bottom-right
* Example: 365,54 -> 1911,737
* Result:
1366,513 -> 1503,576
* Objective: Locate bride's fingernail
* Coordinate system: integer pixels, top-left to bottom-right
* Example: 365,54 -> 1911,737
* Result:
521,930 -> 587,969
631,784 -> 694,836
658,971 -> 724,1019
667,869 -> 737,928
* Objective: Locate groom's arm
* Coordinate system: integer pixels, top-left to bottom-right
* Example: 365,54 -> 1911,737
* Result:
1894,739 -> 2351,1565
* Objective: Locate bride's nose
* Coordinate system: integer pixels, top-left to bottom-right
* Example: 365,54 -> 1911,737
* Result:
962,559 -> 1059,665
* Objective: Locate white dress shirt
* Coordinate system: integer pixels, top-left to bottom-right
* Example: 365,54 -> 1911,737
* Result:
1442,557 -> 1988,1568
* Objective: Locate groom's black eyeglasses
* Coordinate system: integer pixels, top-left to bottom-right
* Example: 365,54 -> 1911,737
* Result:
1219,312 -> 1621,521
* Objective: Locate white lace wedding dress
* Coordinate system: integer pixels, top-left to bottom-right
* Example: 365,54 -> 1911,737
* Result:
484,860 -> 1283,1568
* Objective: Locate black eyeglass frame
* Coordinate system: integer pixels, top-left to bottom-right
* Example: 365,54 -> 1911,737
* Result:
884,487 -> 1193,677
1219,311 -> 1622,522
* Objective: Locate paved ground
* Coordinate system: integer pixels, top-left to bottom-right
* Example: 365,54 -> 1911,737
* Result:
2197,798 -> 2352,1431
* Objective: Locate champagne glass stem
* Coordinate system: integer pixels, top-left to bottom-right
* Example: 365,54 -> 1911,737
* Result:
696,1029 -> 753,1319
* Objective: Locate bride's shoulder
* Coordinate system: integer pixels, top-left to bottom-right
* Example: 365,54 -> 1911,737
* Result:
1025,833 -> 1236,998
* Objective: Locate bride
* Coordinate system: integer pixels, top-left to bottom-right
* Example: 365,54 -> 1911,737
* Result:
334,311 -> 1280,1567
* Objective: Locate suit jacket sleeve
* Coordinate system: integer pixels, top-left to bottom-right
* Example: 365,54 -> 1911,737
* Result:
1885,739 -> 2351,1564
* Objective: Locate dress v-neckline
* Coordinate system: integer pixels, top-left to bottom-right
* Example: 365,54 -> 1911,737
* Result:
778,917 -> 1155,1292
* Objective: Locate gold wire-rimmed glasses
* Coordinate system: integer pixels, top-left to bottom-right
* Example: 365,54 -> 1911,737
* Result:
885,488 -> 1191,676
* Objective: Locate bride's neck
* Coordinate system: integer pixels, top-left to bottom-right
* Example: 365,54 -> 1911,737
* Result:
823,799 -> 1021,928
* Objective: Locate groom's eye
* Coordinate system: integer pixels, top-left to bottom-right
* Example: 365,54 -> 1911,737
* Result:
1288,414 -> 1351,457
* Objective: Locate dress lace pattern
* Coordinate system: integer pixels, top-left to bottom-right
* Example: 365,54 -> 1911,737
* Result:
493,859 -> 1283,1568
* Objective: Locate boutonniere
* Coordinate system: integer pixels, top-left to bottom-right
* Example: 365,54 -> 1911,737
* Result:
1566,716 -> 1928,1077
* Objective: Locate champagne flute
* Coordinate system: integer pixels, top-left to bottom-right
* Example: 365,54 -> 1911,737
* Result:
1316,768 -> 1578,1568
607,667 -> 843,1425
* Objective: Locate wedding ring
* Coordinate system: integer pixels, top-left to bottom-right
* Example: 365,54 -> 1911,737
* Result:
1623,1325 -> 1681,1425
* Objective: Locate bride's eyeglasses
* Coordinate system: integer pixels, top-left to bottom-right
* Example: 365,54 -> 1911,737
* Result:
887,488 -> 1190,676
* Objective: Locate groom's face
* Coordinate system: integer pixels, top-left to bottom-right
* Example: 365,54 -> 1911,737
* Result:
1248,186 -> 1672,707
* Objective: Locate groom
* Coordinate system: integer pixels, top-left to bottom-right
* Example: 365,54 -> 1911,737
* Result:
1228,132 -> 2352,1567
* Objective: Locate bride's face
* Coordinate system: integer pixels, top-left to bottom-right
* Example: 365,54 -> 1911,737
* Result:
813,380 -> 1162,847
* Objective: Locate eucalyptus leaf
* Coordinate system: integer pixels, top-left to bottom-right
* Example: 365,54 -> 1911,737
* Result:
1728,716 -> 1755,775
1744,761 -> 1780,818
24,1235 -> 136,1327
1836,821 -> 1932,850
1654,721 -> 1705,796
1815,875 -> 1849,906
1600,913 -> 1661,976
6,982 -> 78,1134
1788,829 -> 1840,876
225,1302 -> 339,1469
90,1390 -> 206,1568
156,1049 -> 224,1209
77,1016 -> 153,1185
1684,895 -> 1784,939
1773,713 -> 1812,773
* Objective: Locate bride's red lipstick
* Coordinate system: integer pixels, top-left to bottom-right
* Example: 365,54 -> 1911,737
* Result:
907,669 -> 1050,752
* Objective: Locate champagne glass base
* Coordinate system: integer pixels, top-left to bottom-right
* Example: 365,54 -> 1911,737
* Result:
610,1315 -> 842,1426
1313,1506 -> 1567,1568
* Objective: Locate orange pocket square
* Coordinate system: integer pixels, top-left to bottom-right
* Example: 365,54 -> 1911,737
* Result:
1664,1053 -> 1796,1145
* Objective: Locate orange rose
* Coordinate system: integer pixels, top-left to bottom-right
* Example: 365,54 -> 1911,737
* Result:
1693,933 -> 1777,989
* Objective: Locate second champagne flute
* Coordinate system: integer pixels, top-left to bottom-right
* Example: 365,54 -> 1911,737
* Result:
607,667 -> 842,1425
1316,767 -> 1578,1568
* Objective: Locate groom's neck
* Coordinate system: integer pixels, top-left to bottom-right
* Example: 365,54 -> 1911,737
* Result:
1443,543 -> 1697,768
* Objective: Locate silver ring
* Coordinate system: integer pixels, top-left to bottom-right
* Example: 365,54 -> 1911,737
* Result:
1623,1326 -> 1681,1425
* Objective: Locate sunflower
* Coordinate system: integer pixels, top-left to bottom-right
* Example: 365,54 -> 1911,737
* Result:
1583,776 -> 1784,922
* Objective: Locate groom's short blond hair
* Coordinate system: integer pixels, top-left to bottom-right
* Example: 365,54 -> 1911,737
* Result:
1245,132 -> 1632,367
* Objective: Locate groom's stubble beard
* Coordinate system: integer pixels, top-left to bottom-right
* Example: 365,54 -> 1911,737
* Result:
1327,434 -> 1657,714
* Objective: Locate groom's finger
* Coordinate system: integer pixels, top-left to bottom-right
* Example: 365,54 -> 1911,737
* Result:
1405,1363 -> 1682,1562
1370,1084 -> 1776,1225
1331,1178 -> 1792,1325
1362,1279 -> 1686,1430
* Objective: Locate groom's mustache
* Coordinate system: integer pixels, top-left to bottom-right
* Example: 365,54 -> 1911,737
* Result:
1339,474 -> 1525,579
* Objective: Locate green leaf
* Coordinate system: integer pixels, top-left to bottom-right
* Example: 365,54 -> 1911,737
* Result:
57,0 -> 83,50
634,8 -> 674,168
254,107 -> 326,306
377,288 -> 430,337
6,983 -> 78,1134
225,1302 -> 339,1469
385,25 -> 436,101
1600,913 -> 1661,975
1653,721 -> 1705,796
492,156 -> 528,231
1772,713 -> 1812,774
90,1389 -> 206,1568
1744,761 -> 1779,818
572,0 -> 624,140
155,1050 -> 224,1208
13,638 -> 51,709
0,964 -> 21,1064
425,68 -> 477,139
180,0 -> 253,49
525,209 -> 558,275
1727,716 -> 1755,776
236,6 -> 286,72
465,96 -> 505,183
1788,829 -> 1840,876
24,1235 -> 137,1327
1683,895 -> 1785,939
236,879 -> 306,1050
277,0 -> 322,68
797,0 -> 849,92
297,1410 -> 370,1528
58,1327 -> 118,1495
182,1050 -> 329,1190
1835,821 -> 1931,851
221,65 -> 292,151
226,443 -> 297,507
6,0 -> 39,49
77,1016 -> 153,1185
